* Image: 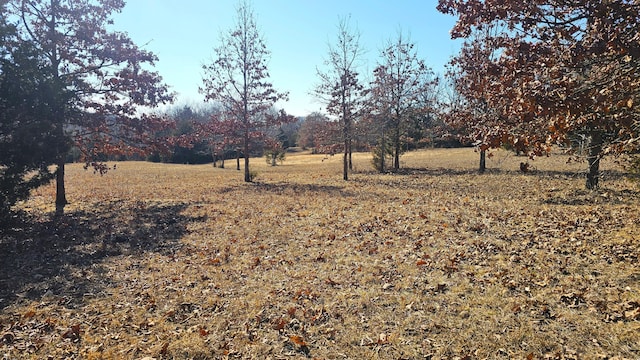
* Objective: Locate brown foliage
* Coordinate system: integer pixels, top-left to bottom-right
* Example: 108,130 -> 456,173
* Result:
9,0 -> 175,211
439,0 -> 640,188
200,0 -> 288,182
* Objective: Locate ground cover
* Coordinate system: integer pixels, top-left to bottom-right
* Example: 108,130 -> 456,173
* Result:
1,149 -> 639,359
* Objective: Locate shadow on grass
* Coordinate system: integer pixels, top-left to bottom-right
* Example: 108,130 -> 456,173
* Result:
359,166 -> 629,181
355,167 -> 478,177
219,181 -> 355,197
532,168 -> 629,180
543,187 -> 640,206
0,201 -> 203,310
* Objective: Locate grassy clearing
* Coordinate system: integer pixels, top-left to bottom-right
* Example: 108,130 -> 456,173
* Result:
1,148 -> 639,359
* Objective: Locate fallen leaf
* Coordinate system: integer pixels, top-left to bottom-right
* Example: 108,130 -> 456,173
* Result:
625,307 -> 640,320
1,332 -> 15,344
199,327 -> 209,336
289,335 -> 306,346
272,318 -> 286,331
61,324 -> 81,340
159,342 -> 169,356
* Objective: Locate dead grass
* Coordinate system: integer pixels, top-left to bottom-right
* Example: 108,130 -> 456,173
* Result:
1,148 -> 639,359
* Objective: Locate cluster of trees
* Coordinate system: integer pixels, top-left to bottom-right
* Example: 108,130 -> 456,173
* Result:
305,1 -> 640,184
311,17 -> 443,179
192,2 -> 445,182
196,6 -> 443,182
2,0 -> 638,222
152,103 -> 300,169
146,104 -> 217,165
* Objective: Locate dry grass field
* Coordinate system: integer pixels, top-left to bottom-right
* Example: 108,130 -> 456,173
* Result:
1,148 -> 639,359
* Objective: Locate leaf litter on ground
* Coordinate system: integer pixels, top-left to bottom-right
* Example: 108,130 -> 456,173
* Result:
1,148 -> 639,359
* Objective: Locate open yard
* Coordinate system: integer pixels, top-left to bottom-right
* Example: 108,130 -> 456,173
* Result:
1,148 -> 639,359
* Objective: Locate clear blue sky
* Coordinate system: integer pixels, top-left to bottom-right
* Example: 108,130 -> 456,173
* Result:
112,1 -> 461,117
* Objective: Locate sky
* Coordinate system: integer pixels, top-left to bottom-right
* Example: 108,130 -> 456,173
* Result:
112,1 -> 462,117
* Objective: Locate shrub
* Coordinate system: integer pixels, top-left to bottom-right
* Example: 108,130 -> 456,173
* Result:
248,169 -> 259,182
264,150 -> 286,166
371,140 -> 392,173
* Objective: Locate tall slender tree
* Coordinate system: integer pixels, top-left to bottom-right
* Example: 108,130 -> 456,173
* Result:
9,0 -> 174,213
314,16 -> 366,181
201,0 -> 288,182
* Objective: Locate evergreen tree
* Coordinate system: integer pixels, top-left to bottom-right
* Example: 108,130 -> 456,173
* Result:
0,14 -> 69,221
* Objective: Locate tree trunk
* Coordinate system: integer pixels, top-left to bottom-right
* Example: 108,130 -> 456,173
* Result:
236,150 -> 240,170
55,158 -> 67,215
394,143 -> 400,170
348,140 -> 353,171
244,136 -> 251,182
343,142 -> 349,181
379,131 -> 385,173
394,127 -> 401,170
343,114 -> 349,180
51,4 -> 66,216
220,156 -> 225,169
271,153 -> 277,166
586,131 -> 602,190
479,149 -> 486,174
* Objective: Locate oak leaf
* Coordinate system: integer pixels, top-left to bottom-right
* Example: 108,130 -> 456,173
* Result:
289,335 -> 307,346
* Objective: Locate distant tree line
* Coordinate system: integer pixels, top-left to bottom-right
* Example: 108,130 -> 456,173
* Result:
144,104 -> 300,167
150,100 -> 460,169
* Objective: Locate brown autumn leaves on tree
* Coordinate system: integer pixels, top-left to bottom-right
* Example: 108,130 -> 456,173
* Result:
10,0 -> 175,213
444,25 -> 537,173
438,0 -> 640,189
200,0 -> 289,183
369,32 -> 438,172
5,0 -> 638,217
314,17 -> 366,181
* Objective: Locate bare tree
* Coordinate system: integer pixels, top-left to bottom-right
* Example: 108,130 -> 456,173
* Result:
201,0 -> 287,182
314,16 -> 366,181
